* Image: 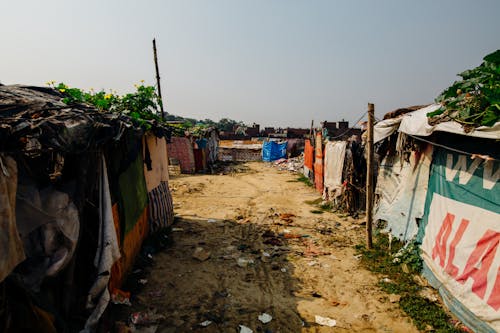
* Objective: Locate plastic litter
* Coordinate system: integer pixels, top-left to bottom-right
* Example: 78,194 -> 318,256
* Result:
258,313 -> 273,324
239,325 -> 253,333
200,320 -> 212,327
207,219 -> 217,223
192,247 -> 211,261
111,289 -> 131,306
237,258 -> 254,267
315,315 -> 337,327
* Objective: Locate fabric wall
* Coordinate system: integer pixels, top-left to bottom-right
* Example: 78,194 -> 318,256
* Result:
374,144 -> 433,241
418,147 -> 500,332
143,135 -> 169,192
0,154 -> 25,283
314,133 -> 324,194
323,141 -> 347,201
304,139 -> 314,178
143,134 -> 175,232
167,137 -> 195,174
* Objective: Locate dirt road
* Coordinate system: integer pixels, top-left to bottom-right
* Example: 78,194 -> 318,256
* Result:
114,162 -> 419,332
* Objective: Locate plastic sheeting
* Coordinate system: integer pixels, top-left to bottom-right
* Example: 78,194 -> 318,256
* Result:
323,141 -> 347,201
374,105 -> 500,143
418,148 -> 500,332
82,155 -> 121,332
314,133 -> 324,194
262,141 -> 287,162
303,139 -> 314,178
374,145 -> 433,241
398,105 -> 500,139
0,154 -> 25,283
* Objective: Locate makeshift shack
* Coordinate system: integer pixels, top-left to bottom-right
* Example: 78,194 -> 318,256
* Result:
0,84 -> 174,332
373,104 -> 500,332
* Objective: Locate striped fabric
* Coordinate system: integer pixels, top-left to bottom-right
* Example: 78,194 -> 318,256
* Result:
147,181 -> 174,232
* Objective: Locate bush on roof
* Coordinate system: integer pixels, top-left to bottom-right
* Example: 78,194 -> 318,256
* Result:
428,50 -> 500,130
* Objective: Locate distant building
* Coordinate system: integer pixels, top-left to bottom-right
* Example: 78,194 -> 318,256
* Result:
321,120 -> 361,140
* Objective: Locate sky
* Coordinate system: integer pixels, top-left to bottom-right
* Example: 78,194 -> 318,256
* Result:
1,0 -> 499,128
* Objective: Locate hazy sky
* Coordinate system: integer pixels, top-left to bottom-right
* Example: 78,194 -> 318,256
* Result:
1,0 -> 499,127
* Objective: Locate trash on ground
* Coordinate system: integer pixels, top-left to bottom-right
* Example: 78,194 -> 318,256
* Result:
258,313 -> 273,324
130,310 -> 165,325
315,315 -> 337,327
237,257 -> 255,267
111,289 -> 132,306
207,219 -> 217,223
353,254 -> 363,260
200,320 -> 212,327
239,324 -> 253,333
192,247 -> 211,261
172,227 -> 184,232
139,279 -> 148,285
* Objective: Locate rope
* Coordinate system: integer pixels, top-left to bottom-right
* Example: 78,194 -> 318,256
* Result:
404,133 -> 500,162
328,111 -> 368,140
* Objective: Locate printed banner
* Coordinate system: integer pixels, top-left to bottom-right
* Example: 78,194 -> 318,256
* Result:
420,148 -> 500,330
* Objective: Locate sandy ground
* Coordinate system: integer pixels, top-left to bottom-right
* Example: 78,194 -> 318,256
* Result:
113,162 -> 419,333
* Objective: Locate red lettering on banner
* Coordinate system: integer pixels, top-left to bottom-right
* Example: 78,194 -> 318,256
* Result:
445,218 -> 469,278
432,213 -> 455,267
487,267 -> 500,311
457,230 -> 500,300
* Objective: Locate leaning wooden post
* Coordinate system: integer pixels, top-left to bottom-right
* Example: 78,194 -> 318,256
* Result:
153,38 -> 165,120
366,103 -> 375,249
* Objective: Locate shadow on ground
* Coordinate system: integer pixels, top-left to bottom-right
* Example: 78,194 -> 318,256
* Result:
108,216 -> 308,332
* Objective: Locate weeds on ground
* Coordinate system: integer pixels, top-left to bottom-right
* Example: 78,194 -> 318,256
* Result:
296,174 -> 313,187
354,234 -> 462,332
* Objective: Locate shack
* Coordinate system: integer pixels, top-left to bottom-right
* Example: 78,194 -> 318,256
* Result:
0,84 -> 174,332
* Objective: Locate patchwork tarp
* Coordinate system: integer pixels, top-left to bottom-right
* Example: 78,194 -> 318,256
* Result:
303,139 -> 314,178
323,141 -> 347,201
374,144 -> 433,241
262,141 -> 287,162
418,148 -> 500,332
0,154 -> 25,283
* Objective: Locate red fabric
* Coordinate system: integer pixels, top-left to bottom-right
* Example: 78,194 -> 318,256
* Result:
193,148 -> 204,172
314,133 -> 324,193
304,139 -> 314,170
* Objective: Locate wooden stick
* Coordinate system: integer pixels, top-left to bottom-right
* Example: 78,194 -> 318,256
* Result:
366,103 -> 374,249
153,38 -> 165,119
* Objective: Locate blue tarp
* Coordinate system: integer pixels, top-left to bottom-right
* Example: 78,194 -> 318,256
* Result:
262,141 -> 287,162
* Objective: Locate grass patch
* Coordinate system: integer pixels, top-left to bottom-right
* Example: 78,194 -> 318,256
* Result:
296,174 -> 313,187
355,234 -> 461,332
304,197 -> 323,205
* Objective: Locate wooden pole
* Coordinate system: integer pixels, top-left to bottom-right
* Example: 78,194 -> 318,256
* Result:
366,103 -> 375,249
153,38 -> 165,119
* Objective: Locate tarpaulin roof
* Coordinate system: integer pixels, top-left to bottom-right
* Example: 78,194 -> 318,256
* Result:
374,104 -> 500,143
0,84 -> 171,154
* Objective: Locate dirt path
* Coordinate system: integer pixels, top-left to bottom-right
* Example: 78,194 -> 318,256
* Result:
114,162 -> 419,332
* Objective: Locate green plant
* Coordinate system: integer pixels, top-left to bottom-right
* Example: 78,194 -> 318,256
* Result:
429,49 -> 500,129
355,234 -> 462,332
392,241 -> 423,273
48,81 -> 163,130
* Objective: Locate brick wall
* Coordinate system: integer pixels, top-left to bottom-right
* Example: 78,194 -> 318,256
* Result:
167,137 -> 195,173
218,147 -> 262,162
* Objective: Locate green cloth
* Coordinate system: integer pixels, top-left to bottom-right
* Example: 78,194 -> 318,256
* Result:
118,148 -> 148,234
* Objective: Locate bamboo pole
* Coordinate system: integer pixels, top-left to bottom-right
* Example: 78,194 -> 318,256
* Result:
366,103 -> 374,249
153,38 -> 165,119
